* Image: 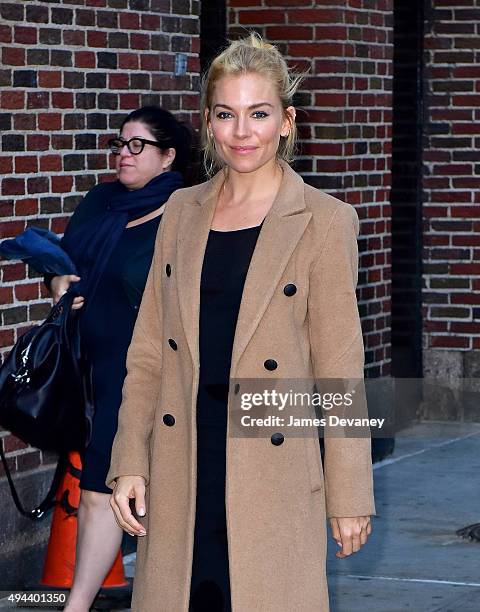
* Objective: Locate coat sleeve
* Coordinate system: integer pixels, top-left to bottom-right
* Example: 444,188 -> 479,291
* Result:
105,216 -> 165,489
307,203 -> 376,518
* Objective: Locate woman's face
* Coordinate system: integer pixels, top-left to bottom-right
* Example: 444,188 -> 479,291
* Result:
207,72 -> 294,175
115,120 -> 174,190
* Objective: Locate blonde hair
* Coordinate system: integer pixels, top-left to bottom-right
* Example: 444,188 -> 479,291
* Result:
200,32 -> 305,177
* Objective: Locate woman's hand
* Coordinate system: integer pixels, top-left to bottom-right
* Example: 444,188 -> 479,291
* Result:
50,274 -> 84,310
329,516 -> 372,558
110,475 -> 147,537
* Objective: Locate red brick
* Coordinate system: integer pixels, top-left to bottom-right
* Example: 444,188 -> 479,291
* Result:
2,46 -> 25,66
118,53 -> 139,69
452,293 -> 480,305
40,155 -> 62,172
0,156 -> 13,174
141,14 -> 161,30
1,263 -> 26,282
51,176 -> 73,193
2,178 -> 25,195
52,92 -> 74,108
140,54 -> 160,71
15,156 -> 38,174
109,73 -> 129,89
3,435 -> 28,453
289,8 -> 343,23
453,94 -> 480,107
290,42 -> 344,57
38,113 -> 62,130
14,283 -> 39,302
238,10 -> 286,24
120,93 -> 140,109
0,286 -> 13,305
119,13 -> 139,29
15,197 -> 38,216
265,25 -> 313,40
1,90 -> 24,108
450,322 -> 479,334
1,220 -> 25,237
451,206 -> 480,218
13,25 -> 37,44
0,25 -> 12,43
39,71 -> 62,88
51,217 -> 69,234
0,329 -> 14,348
27,135 -> 49,151
451,263 -> 479,274
130,33 -> 150,50
430,336 -> 470,348
75,51 -> 95,68
87,30 -> 108,47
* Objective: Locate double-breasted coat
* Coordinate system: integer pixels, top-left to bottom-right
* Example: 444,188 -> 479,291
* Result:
106,160 -> 375,612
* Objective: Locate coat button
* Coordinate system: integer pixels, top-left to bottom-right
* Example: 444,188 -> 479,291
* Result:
234,383 -> 240,395
264,359 -> 278,371
163,413 -> 175,426
271,432 -> 284,446
283,283 -> 297,297
166,264 -> 171,277
168,338 -> 177,350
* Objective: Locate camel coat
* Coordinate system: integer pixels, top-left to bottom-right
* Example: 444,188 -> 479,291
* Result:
106,160 -> 375,612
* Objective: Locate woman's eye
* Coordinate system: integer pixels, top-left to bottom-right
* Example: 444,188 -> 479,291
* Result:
216,111 -> 232,119
252,111 -> 268,118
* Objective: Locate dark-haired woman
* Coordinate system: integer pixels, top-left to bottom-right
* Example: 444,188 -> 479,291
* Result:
46,107 -> 192,612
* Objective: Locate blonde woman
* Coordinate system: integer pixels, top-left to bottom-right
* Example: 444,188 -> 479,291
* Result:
107,34 -> 375,612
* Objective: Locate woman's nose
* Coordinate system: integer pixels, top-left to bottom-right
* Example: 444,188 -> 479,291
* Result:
119,144 -> 132,158
234,117 -> 250,138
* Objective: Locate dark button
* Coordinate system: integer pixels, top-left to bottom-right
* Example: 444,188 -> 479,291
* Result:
264,359 -> 278,371
163,413 -> 175,426
283,283 -> 297,297
168,338 -> 177,350
106,204 -> 111,211
234,383 -> 240,395
271,432 -> 284,446
166,264 -> 171,277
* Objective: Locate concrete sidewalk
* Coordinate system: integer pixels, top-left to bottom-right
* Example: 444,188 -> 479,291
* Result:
2,422 -> 479,611
328,422 -> 480,612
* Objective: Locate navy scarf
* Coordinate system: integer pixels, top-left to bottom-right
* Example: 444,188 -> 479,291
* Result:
62,171 -> 183,307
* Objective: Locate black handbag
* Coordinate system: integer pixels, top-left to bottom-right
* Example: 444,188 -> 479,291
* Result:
0,290 -> 94,452
0,291 -> 94,519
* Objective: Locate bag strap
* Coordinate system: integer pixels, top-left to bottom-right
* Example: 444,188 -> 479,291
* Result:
0,443 -> 67,520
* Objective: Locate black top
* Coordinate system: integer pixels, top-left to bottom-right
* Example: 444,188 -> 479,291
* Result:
190,223 -> 262,612
196,224 -> 263,423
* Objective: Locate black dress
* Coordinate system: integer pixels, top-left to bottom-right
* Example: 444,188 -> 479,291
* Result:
79,215 -> 162,493
189,224 -> 262,612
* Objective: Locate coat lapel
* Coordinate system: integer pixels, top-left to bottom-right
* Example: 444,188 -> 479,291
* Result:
175,161 -> 312,372
176,171 -> 224,366
230,164 -> 311,374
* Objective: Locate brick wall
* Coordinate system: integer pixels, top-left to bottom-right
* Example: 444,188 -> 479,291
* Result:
0,0 -> 200,476
422,0 -> 480,378
228,0 -> 394,377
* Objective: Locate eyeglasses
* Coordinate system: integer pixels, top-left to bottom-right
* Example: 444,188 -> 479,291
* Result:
107,137 -> 166,156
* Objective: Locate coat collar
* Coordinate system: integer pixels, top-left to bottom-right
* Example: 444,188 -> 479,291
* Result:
175,159 -> 312,373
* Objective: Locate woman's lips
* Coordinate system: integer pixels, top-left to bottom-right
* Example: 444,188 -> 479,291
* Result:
230,146 -> 258,154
